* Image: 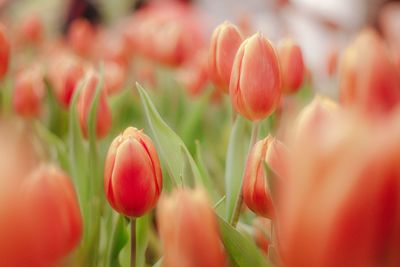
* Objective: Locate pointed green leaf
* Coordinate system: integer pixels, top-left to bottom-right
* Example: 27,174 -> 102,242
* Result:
108,215 -> 129,267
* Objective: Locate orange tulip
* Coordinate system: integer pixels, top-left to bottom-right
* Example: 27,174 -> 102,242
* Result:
278,39 -> 305,94
279,111 -> 400,267
13,66 -> 45,117
77,70 -> 111,139
208,21 -> 243,93
104,127 -> 162,217
0,23 -> 10,80
242,135 -> 287,218
230,33 -> 282,120
339,28 -> 400,115
157,188 -> 227,267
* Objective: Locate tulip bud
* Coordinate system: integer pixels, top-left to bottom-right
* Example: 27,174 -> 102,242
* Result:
242,135 -> 287,218
77,70 -> 112,139
104,127 -> 162,217
21,164 -> 82,264
0,24 -> 10,80
278,39 -> 305,94
13,66 -> 45,117
104,61 -> 126,95
157,188 -> 227,267
68,18 -> 96,57
230,33 -> 282,120
208,21 -> 243,93
19,14 -> 43,45
339,28 -> 400,115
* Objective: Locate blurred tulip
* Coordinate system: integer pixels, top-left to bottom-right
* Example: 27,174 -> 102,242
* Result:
49,54 -> 85,107
177,50 -> 209,96
278,39 -> 304,94
230,33 -> 282,120
68,18 -> 96,57
208,21 -> 243,93
21,164 -> 82,265
77,70 -> 111,139
0,24 -> 10,80
339,28 -> 400,115
104,127 -> 162,217
19,14 -> 43,44
253,217 -> 271,255
326,48 -> 338,77
13,66 -> 45,117
279,111 -> 400,267
242,135 -> 287,218
157,188 -> 227,267
104,61 -> 126,95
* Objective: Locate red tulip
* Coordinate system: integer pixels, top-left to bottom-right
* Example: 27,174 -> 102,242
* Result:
104,127 -> 162,217
339,28 -> 400,115
19,14 -> 43,44
157,188 -> 227,267
68,18 -> 96,57
77,70 -> 112,139
21,164 -> 82,265
230,33 -> 282,120
242,135 -> 287,218
208,21 -> 243,93
278,39 -> 305,94
0,23 -> 10,80
13,66 -> 45,117
279,111 -> 400,267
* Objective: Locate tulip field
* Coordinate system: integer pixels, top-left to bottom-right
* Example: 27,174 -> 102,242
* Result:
1,0 -> 400,267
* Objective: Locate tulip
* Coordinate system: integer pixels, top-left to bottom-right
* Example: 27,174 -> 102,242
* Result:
177,50 -> 209,96
242,135 -> 287,218
104,61 -> 126,95
68,18 -> 96,57
230,33 -> 282,120
104,127 -> 162,217
157,188 -> 227,267
20,164 -> 82,264
19,14 -> 43,44
77,70 -> 111,139
13,66 -> 45,117
208,21 -> 243,93
278,112 -> 400,267
278,39 -> 304,94
339,28 -> 400,115
253,217 -> 271,255
0,24 -> 10,80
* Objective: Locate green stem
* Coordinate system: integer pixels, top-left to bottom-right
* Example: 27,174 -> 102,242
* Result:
131,218 -> 136,267
230,122 -> 259,227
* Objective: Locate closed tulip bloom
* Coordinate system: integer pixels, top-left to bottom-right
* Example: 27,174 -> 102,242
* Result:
339,28 -> 400,115
243,135 -> 287,218
0,24 -> 10,80
230,33 -> 282,120
21,164 -> 82,264
279,112 -> 400,267
208,21 -> 243,93
157,188 -> 227,267
68,18 -> 96,57
104,127 -> 162,217
278,39 -> 305,94
77,70 -> 111,139
13,66 -> 45,117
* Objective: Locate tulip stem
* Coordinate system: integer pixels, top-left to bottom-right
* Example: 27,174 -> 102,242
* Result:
131,218 -> 136,267
230,122 -> 259,227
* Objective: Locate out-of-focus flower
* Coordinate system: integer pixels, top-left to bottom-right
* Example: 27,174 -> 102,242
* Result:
0,24 -> 10,80
104,127 -> 162,217
177,50 -> 209,96
48,53 -> 85,108
21,164 -> 82,265
77,70 -> 111,139
157,188 -> 227,267
253,217 -> 271,255
13,66 -> 45,117
242,135 -> 287,218
68,18 -> 97,57
326,48 -> 338,77
208,21 -> 243,93
230,33 -> 282,121
279,110 -> 400,267
104,61 -> 126,95
18,14 -> 43,45
339,28 -> 400,115
278,39 -> 305,94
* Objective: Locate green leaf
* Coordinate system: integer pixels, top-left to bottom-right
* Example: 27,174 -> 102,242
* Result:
137,83 -> 216,197
218,216 -> 269,267
136,214 -> 150,267
224,116 -> 249,222
108,215 -> 129,267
